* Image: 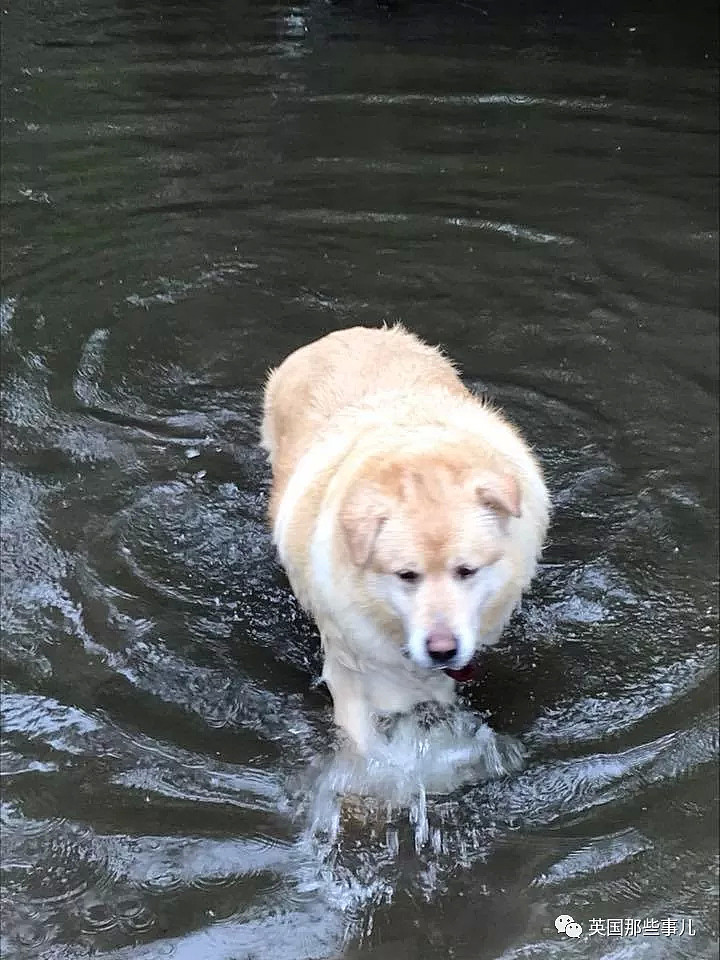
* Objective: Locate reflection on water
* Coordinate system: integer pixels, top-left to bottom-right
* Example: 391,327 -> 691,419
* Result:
1,0 -> 718,957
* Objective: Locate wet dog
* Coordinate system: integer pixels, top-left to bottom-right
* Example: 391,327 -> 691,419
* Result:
261,325 -> 549,753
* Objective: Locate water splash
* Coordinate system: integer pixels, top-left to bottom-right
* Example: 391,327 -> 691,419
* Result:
295,709 -> 525,857
284,708 -> 527,943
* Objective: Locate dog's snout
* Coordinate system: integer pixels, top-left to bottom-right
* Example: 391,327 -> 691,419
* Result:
426,627 -> 458,663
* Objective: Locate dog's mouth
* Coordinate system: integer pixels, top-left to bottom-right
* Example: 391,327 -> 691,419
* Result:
402,646 -> 478,682
443,661 -> 477,683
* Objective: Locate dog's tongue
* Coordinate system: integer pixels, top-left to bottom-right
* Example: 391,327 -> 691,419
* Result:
444,662 -> 477,683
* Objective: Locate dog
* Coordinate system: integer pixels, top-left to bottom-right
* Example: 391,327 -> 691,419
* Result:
260,325 -> 550,753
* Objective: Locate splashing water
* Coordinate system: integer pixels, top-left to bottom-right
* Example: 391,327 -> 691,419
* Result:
295,706 -> 526,848
284,707 -> 527,943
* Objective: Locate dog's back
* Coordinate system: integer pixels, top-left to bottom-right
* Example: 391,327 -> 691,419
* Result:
261,325 -> 465,521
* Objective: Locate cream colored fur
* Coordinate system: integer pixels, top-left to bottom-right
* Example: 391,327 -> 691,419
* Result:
261,325 -> 550,752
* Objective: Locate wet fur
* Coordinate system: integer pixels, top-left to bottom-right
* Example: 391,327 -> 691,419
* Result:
261,325 -> 550,752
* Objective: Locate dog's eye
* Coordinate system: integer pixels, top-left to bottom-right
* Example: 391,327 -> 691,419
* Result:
396,570 -> 421,583
454,565 -> 478,580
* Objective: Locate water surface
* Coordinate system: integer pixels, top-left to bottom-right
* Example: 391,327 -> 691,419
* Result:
1,0 -> 718,958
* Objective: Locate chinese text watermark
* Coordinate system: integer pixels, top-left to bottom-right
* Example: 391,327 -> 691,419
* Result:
555,915 -> 697,939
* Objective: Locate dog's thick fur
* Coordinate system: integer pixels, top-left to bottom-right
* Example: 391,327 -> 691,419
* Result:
261,325 -> 549,752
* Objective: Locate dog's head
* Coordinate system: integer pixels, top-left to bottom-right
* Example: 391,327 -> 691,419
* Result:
338,446 -> 525,672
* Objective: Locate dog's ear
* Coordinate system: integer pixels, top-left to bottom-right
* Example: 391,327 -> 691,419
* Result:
473,470 -> 522,519
340,484 -> 389,566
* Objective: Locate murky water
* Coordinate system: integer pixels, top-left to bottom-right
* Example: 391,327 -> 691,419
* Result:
2,0 -> 718,957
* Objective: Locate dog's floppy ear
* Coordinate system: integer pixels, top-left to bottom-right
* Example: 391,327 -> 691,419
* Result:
474,470 -> 522,519
339,484 -> 389,566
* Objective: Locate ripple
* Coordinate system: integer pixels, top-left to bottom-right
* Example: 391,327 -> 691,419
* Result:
1,690 -> 288,819
123,262 -> 258,311
85,631 -> 321,748
109,480 -> 273,609
0,295 -> 18,340
2,810 -> 114,914
140,872 -> 184,894
480,713 -> 719,830
1,331 -> 136,466
123,906 -> 157,935
1,693 -> 102,755
1,901 -> 57,951
0,801 -> 66,841
80,900 -> 120,934
0,468 -> 87,679
73,327 -> 111,408
274,208 -> 575,246
303,92 -> 613,112
533,828 -> 652,886
76,889 -> 157,940
527,644 -> 719,745
113,758 -> 285,814
0,750 -> 58,778
105,834 -> 295,896
115,895 -> 146,920
53,906 -> 347,960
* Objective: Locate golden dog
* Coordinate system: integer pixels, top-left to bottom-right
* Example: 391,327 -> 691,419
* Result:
261,325 -> 549,752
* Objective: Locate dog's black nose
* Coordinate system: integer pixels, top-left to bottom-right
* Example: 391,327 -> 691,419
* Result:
428,646 -> 457,663
426,628 -> 458,663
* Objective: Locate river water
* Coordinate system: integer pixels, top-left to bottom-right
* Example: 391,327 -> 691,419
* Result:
2,0 -> 718,957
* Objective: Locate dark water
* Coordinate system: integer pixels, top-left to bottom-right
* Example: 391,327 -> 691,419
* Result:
2,0 -> 718,957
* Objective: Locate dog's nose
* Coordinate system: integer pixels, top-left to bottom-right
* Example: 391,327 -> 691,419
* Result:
426,627 -> 458,663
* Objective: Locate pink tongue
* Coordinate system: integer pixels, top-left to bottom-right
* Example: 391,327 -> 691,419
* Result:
444,662 -> 477,683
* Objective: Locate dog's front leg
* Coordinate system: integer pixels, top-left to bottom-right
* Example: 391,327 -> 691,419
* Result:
321,646 -> 376,754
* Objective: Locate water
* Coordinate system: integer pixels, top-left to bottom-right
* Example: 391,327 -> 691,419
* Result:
1,0 -> 718,957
